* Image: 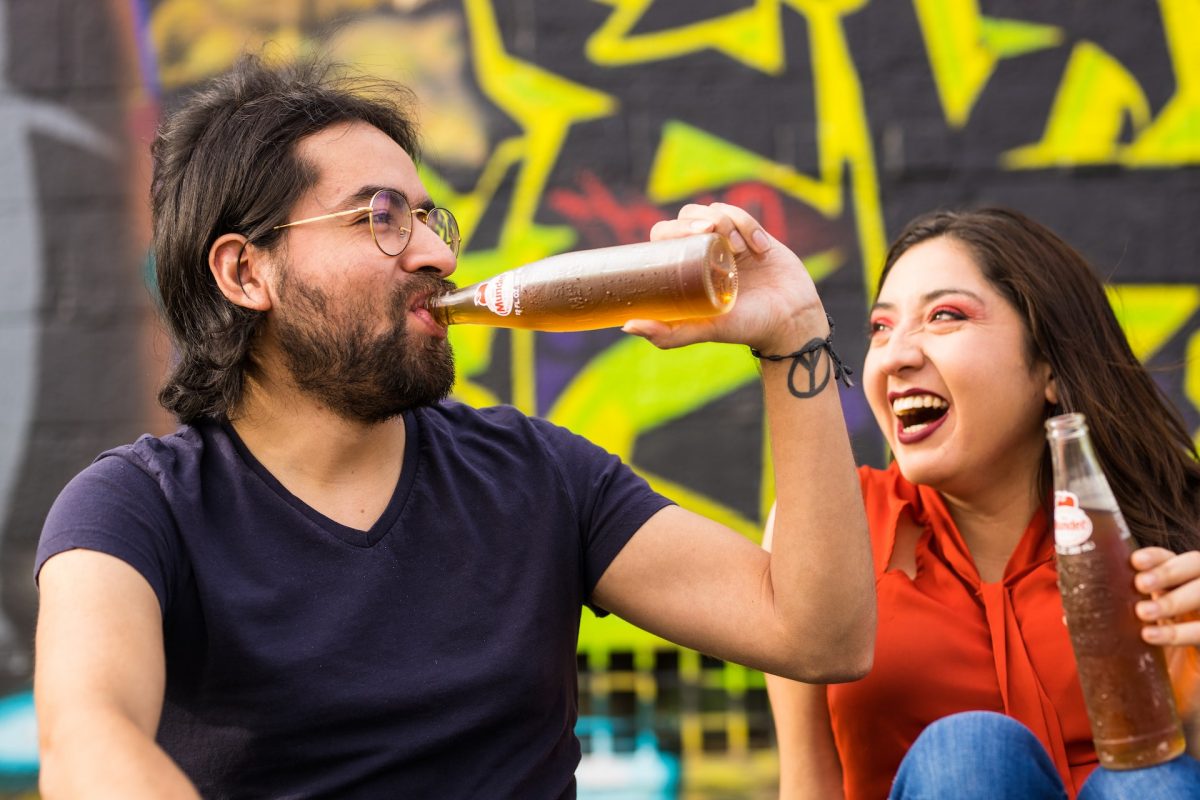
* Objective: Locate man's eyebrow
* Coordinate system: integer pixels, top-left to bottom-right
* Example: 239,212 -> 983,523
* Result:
340,186 -> 387,207
342,186 -> 435,211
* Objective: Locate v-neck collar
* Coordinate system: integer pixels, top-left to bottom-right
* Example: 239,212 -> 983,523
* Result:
219,411 -> 420,547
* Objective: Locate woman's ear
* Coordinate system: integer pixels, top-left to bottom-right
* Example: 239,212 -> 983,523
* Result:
1043,366 -> 1059,407
210,233 -> 272,312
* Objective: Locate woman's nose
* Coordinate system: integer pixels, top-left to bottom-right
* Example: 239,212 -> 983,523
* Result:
875,329 -> 924,374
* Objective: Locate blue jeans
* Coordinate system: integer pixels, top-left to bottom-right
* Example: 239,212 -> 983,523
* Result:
888,711 -> 1200,799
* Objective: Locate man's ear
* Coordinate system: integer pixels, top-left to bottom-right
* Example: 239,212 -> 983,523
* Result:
210,233 -> 272,312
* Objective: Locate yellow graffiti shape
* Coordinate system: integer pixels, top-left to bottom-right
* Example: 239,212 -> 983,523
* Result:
583,0 -> 889,320
647,121 -> 841,215
1187,329 -> 1200,450
327,13 -> 492,169
150,0 -> 304,89
460,0 -> 622,412
785,0 -> 886,292
631,0 -> 884,293
1004,42 -> 1151,168
548,338 -> 755,460
150,0 -> 385,89
462,0 -> 617,251
586,0 -> 785,75
914,0 -> 1063,129
1124,0 -> 1200,166
1106,284 -> 1200,363
1106,281 -> 1200,447
546,336 -> 763,539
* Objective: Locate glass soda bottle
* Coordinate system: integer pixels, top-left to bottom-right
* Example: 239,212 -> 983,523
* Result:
428,233 -> 738,332
1045,412 -> 1185,769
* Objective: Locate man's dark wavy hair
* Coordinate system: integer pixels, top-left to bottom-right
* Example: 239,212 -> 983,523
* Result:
150,54 -> 420,423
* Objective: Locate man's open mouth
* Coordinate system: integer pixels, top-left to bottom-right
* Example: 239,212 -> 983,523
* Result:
892,393 -> 949,434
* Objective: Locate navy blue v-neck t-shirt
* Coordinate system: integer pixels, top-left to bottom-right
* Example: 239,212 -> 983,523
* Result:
37,402 -> 672,799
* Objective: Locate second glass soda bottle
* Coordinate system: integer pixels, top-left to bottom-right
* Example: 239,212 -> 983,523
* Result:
1046,412 -> 1185,769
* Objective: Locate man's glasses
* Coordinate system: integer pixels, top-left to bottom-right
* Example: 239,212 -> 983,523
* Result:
273,189 -> 460,256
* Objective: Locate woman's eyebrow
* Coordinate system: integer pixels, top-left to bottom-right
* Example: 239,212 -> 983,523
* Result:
870,288 -> 986,313
921,287 -> 985,304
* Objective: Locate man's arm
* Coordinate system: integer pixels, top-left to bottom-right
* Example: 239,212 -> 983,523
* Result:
593,203 -> 874,682
35,550 -> 200,799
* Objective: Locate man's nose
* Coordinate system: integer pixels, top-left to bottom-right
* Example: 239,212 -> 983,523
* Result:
400,222 -> 456,278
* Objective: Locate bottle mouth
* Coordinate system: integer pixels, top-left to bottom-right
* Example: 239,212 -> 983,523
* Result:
1045,411 -> 1087,438
702,236 -> 739,310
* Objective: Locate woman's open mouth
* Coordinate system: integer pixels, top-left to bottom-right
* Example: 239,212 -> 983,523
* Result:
891,392 -> 949,444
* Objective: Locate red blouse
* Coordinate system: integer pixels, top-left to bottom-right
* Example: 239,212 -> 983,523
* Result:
827,464 -> 1195,800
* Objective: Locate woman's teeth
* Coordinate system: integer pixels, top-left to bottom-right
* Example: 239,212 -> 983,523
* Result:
892,394 -> 949,431
892,394 -> 948,413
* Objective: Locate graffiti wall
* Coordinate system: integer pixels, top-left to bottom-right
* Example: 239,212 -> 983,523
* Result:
1,0 -> 1198,795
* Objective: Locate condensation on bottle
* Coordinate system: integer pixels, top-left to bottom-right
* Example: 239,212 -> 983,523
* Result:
427,233 -> 738,333
1046,412 -> 1185,770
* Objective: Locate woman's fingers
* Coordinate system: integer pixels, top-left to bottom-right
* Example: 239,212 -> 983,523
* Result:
1136,577 -> 1200,620
1132,548 -> 1200,646
1141,617 -> 1200,646
1134,548 -> 1200,594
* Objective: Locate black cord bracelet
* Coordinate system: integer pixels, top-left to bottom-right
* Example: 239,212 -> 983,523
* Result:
749,313 -> 854,398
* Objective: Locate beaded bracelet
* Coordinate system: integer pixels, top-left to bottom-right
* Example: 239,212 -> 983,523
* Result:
749,313 -> 854,398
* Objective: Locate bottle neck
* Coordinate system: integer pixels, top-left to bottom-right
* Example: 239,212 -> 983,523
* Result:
1045,411 -> 1116,510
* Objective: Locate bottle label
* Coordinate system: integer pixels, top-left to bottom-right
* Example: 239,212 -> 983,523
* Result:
473,274 -> 518,317
1054,490 -> 1095,553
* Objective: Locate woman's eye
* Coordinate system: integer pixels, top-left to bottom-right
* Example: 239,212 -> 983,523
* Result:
930,308 -> 966,322
868,320 -> 890,337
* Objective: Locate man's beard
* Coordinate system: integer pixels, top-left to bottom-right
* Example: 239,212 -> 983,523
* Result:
273,269 -> 456,423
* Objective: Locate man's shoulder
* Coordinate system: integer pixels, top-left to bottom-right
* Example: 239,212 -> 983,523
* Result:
72,421 -> 240,502
95,422 -> 211,475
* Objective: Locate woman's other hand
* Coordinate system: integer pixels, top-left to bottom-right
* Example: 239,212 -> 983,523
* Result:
1133,547 -> 1200,646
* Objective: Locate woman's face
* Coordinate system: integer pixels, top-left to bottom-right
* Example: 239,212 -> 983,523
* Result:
864,237 -> 1057,501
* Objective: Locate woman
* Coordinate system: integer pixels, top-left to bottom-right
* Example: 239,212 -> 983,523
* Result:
766,208 -> 1200,799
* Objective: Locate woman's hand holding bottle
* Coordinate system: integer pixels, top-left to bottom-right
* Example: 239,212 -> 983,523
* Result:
1133,547 -> 1200,646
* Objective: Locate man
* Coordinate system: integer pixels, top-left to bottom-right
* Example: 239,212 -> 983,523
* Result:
33,56 -> 873,799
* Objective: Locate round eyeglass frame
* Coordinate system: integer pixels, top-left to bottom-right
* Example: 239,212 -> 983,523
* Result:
272,188 -> 460,257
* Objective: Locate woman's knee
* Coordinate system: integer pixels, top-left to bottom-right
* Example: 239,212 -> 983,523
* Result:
1079,754 -> 1200,800
890,712 -> 1065,800
913,711 -> 1040,757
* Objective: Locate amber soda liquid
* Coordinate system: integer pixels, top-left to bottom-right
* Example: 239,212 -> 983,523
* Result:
1047,413 -> 1185,769
428,234 -> 737,332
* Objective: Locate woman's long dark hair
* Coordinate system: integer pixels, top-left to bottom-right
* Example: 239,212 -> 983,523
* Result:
150,54 -> 420,423
880,208 -> 1200,553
